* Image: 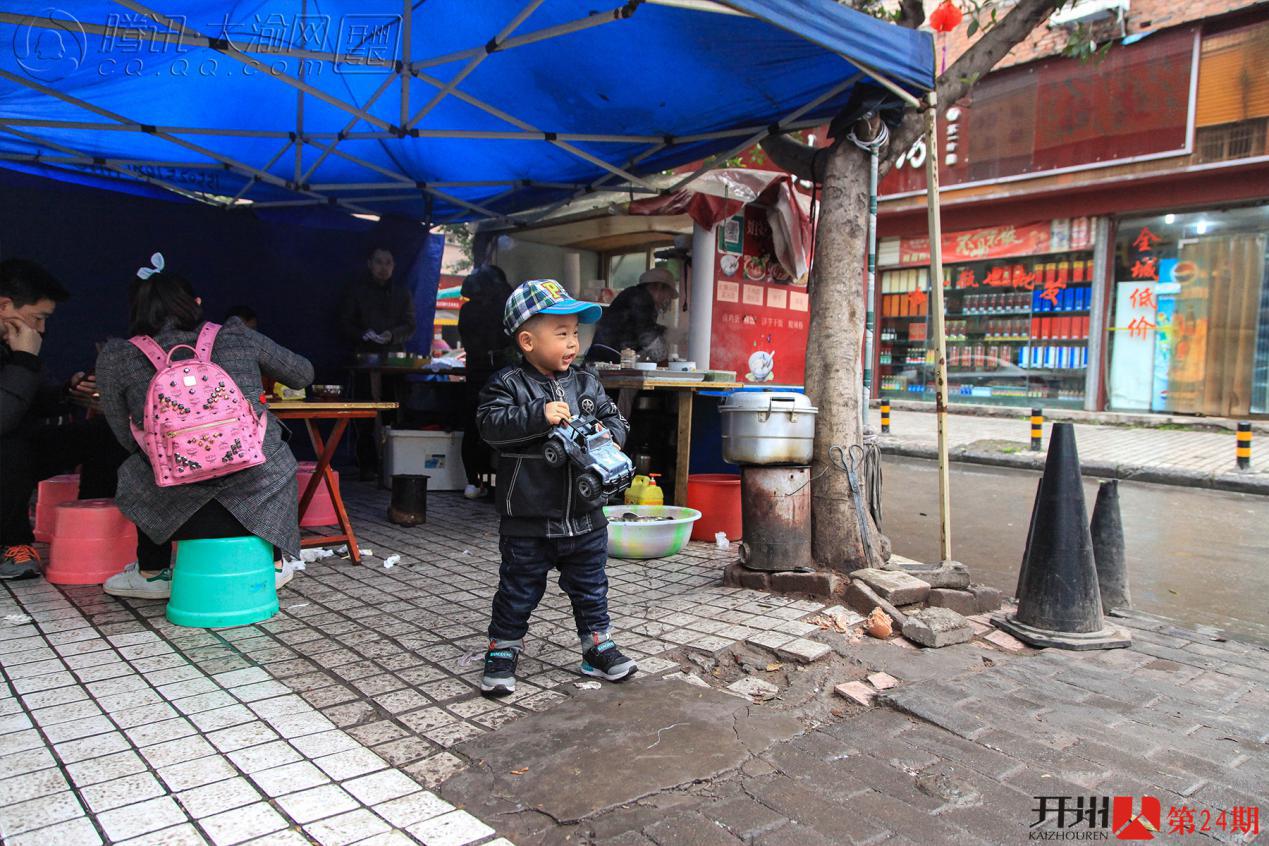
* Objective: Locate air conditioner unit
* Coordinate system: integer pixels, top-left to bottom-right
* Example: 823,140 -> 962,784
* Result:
1049,0 -> 1128,27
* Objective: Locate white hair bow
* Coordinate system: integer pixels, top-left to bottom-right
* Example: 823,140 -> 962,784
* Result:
136,252 -> 165,280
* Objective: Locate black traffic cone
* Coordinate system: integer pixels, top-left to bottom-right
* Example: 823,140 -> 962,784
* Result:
1016,476 -> 1043,600
1091,480 -> 1131,613
995,423 -> 1130,649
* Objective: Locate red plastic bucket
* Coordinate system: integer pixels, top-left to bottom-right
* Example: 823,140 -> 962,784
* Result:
296,461 -> 340,528
687,474 -> 742,542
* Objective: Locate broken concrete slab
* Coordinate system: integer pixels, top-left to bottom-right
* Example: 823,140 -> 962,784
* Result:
775,638 -> 833,664
902,607 -> 975,648
843,580 -> 908,627
927,588 -> 978,617
968,584 -> 1002,613
727,677 -> 780,703
849,569 -> 931,606
664,671 -> 711,689
834,681 -> 876,706
867,672 -> 899,690
441,679 -> 803,824
896,560 -> 971,590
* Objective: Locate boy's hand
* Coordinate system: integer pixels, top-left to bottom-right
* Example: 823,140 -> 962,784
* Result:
544,401 -> 572,426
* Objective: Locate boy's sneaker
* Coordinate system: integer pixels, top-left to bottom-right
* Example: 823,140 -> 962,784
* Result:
0,545 -> 41,580
103,563 -> 172,599
481,645 -> 519,697
581,639 -> 637,682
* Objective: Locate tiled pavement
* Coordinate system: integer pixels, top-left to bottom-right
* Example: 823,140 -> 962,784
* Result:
870,406 -> 1269,477
1,486 -> 828,845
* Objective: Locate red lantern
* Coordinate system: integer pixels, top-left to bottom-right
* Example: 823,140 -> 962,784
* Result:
929,0 -> 963,33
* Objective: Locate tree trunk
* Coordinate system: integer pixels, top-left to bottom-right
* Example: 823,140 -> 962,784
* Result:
804,137 -> 889,573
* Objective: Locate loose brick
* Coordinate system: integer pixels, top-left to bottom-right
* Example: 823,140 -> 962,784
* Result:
770,570 -> 832,597
927,589 -> 978,617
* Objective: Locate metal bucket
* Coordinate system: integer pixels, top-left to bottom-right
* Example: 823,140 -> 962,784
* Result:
738,466 -> 813,572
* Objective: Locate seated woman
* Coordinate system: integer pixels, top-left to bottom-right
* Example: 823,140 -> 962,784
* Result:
95,254 -> 314,599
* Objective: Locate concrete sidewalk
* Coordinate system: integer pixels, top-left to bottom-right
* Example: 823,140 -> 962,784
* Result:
870,406 -> 1269,494
2,484 -> 1264,845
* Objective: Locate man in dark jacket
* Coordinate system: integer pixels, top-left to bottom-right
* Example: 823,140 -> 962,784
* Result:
339,247 -> 417,353
458,265 -> 513,499
476,279 -> 636,697
0,259 -> 123,579
339,246 -> 417,478
588,266 -> 679,363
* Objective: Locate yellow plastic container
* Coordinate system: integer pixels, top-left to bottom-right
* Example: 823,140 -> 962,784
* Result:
624,474 -> 664,506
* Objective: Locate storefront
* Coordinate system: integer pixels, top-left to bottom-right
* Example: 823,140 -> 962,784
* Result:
874,8 -> 1269,417
877,217 -> 1099,408
1107,205 -> 1269,416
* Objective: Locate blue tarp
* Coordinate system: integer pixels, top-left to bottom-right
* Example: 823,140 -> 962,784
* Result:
0,1 -> 933,221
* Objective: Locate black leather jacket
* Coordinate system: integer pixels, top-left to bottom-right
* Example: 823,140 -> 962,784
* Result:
478,362 -> 628,538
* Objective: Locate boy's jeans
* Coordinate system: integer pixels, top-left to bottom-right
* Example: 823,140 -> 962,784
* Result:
489,528 -> 610,642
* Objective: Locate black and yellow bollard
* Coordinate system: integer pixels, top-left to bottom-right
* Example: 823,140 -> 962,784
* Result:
1236,422 -> 1252,471
880,402 -> 891,434
1030,408 -> 1043,452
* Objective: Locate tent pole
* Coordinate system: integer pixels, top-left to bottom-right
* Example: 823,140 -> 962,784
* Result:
295,0 -> 306,185
861,140 -> 878,435
406,0 -> 545,130
300,73 -> 399,184
667,73 -> 863,193
922,91 -> 952,563
407,3 -> 634,72
401,0 -> 411,127
115,0 -> 396,131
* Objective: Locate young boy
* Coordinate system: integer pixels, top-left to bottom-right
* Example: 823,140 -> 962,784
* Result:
477,279 -> 636,696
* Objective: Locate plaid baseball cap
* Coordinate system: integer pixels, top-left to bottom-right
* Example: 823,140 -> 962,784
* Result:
503,279 -> 602,336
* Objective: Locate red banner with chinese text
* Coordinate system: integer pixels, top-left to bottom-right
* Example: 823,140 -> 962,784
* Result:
897,222 -> 1055,266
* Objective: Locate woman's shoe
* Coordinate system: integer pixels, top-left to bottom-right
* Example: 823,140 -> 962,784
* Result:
104,563 -> 172,599
464,484 -> 488,500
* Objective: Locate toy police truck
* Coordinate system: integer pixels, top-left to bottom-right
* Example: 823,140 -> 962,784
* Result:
541,416 -> 635,507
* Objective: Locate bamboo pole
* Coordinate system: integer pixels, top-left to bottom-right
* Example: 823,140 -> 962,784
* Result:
923,92 -> 952,562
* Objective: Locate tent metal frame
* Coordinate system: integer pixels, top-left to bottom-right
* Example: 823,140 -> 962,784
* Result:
2,0 -> 924,219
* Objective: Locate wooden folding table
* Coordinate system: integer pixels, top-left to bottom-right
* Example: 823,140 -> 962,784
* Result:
597,376 -> 741,506
271,401 -> 398,564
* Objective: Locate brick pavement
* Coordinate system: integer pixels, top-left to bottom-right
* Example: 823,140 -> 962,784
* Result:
2,483 -> 1265,845
871,406 -> 1269,487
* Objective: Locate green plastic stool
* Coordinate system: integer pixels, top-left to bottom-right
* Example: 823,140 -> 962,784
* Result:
166,536 -> 278,628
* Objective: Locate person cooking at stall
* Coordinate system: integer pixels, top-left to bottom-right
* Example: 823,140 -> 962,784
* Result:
339,246 -> 416,480
587,267 -> 679,364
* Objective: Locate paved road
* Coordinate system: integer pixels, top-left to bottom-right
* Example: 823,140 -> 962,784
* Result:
881,455 -> 1269,647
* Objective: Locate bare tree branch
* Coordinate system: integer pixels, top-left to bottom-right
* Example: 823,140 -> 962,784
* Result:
762,0 -> 1064,180
882,0 -> 1065,173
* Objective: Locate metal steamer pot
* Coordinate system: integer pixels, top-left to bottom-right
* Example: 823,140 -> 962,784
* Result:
720,391 -> 818,465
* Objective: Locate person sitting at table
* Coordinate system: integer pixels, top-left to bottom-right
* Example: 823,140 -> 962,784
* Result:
458,264 -> 513,500
587,266 -> 679,364
224,304 -> 258,331
1,258 -> 128,580
339,246 -> 416,480
95,253 -> 314,599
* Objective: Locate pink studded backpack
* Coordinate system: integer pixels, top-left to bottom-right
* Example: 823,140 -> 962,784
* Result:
129,323 -> 267,487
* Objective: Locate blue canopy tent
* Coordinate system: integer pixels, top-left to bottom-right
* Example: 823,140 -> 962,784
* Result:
0,1 -> 932,222
0,0 -> 956,557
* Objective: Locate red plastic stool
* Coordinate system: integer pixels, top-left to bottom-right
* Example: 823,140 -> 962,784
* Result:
34,473 -> 80,543
45,499 -> 138,585
296,461 -> 340,528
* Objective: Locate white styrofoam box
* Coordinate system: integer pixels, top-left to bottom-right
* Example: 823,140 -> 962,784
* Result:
383,428 -> 466,491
